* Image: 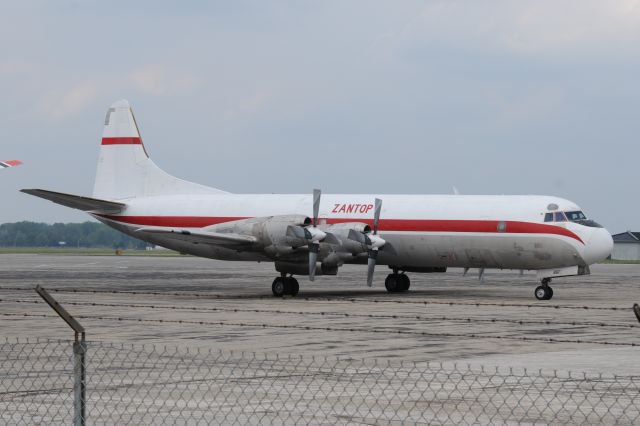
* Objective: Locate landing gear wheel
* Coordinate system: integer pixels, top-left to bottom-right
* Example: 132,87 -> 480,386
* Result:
272,277 -> 299,297
534,283 -> 553,300
398,274 -> 410,292
288,277 -> 299,296
272,277 -> 285,297
385,274 -> 400,293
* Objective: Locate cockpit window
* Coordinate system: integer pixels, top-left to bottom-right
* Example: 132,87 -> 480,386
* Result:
565,211 -> 587,221
543,209 -> 603,227
553,212 -> 567,222
565,210 -> 603,228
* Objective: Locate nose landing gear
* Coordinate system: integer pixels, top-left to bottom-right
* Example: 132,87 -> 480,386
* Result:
534,278 -> 554,300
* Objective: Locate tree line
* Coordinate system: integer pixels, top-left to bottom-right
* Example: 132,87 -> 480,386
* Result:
0,221 -> 149,249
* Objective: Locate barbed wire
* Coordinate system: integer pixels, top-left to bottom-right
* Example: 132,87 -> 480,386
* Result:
0,287 -> 631,312
1,312 -> 638,347
3,337 -> 640,424
1,297 -> 638,330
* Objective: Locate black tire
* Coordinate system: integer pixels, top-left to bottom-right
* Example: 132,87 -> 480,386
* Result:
534,285 -> 552,301
288,278 -> 299,296
272,277 -> 286,297
398,274 -> 410,292
385,274 -> 400,293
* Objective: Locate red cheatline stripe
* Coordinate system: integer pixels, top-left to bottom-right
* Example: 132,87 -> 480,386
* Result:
94,215 -> 584,243
96,215 -> 247,228
101,137 -> 142,145
3,160 -> 22,167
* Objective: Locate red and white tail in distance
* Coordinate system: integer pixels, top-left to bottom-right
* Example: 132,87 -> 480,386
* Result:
0,160 -> 22,170
93,99 -> 226,200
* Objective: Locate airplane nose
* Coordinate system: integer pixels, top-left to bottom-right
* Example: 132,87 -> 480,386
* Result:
583,228 -> 614,264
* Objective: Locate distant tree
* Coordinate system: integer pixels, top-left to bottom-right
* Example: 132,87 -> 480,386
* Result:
0,221 -> 151,249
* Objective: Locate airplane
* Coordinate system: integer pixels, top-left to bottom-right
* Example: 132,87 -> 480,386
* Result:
22,100 -> 613,300
1,160 -> 22,170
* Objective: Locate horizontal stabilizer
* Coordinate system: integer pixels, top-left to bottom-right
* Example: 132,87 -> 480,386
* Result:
20,189 -> 125,214
136,227 -> 257,248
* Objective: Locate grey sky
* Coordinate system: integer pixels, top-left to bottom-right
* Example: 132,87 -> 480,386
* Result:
1,1 -> 639,232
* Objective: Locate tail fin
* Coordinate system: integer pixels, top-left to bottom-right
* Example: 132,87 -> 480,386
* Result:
93,99 -> 227,200
0,160 -> 22,169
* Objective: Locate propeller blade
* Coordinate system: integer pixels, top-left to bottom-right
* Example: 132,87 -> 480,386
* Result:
309,243 -> 319,281
312,189 -> 321,226
366,250 -> 378,287
373,198 -> 382,234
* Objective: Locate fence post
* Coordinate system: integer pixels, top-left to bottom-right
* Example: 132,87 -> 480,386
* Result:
73,338 -> 86,426
35,285 -> 86,426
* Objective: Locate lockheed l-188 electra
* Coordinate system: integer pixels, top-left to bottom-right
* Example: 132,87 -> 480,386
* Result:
22,100 -> 613,300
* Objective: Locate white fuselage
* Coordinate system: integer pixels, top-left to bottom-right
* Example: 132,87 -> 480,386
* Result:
95,193 -> 613,271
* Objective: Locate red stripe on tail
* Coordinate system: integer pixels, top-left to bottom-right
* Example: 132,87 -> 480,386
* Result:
101,137 -> 142,145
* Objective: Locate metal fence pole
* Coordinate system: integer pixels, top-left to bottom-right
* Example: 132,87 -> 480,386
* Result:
35,285 -> 86,426
73,337 -> 86,426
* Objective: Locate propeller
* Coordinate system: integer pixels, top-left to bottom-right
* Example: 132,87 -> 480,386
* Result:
305,189 -> 322,281
286,189 -> 337,281
348,198 -> 389,286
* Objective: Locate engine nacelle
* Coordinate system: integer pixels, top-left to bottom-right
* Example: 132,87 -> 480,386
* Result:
324,222 -> 371,253
209,214 -> 309,250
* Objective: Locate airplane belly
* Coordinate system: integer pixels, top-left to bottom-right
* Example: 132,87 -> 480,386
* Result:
151,235 -> 268,262
97,217 -> 270,262
378,233 -> 582,270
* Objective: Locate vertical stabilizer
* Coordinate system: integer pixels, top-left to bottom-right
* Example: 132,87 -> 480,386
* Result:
93,100 -> 226,200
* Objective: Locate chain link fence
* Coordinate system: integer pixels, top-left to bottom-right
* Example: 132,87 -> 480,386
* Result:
1,337 -> 639,425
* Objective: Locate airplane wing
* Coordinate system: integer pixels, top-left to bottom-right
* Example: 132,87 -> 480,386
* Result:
1,160 -> 22,169
136,227 -> 257,248
20,189 -> 125,214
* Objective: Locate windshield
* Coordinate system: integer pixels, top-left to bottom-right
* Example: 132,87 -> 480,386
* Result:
563,210 -> 603,228
565,211 -> 587,221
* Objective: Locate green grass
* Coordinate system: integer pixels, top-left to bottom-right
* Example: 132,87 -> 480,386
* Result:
601,258 -> 640,265
0,247 -> 184,256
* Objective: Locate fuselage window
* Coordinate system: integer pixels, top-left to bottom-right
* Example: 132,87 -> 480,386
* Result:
544,213 -> 554,222
553,212 -> 567,222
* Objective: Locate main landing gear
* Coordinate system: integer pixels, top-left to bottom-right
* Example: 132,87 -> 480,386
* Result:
272,275 -> 299,297
534,278 -> 554,301
384,272 -> 410,293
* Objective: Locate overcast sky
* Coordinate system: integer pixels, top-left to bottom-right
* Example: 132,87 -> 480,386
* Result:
1,1 -> 639,232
